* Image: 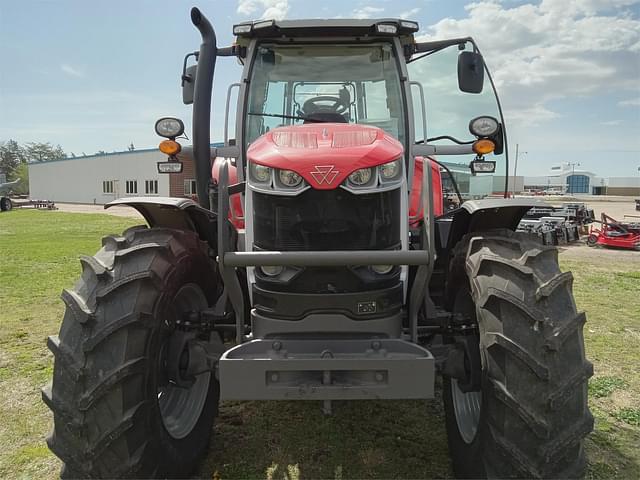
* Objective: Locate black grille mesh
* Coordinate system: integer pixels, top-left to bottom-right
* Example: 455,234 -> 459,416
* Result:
253,188 -> 400,251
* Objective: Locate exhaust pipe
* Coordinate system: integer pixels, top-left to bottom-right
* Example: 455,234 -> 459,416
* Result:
190,7 -> 217,209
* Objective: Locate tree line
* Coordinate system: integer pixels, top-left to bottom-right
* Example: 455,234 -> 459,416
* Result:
0,140 -> 67,194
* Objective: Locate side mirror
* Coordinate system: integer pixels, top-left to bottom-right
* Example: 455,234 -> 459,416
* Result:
457,51 -> 484,94
182,64 -> 197,105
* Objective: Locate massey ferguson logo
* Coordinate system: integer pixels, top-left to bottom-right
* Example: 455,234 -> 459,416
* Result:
310,165 -> 339,185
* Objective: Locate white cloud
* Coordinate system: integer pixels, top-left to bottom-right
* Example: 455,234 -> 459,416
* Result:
352,6 -> 384,19
600,120 -> 622,126
421,1 -> 640,127
539,0 -> 639,16
237,0 -> 289,20
618,97 -> 640,107
399,8 -> 420,19
60,64 -> 85,78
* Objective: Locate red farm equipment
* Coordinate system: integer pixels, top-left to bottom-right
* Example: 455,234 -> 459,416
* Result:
588,213 -> 640,250
43,8 -> 593,479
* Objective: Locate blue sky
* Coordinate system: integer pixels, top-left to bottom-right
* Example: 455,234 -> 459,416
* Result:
1,0 -> 639,177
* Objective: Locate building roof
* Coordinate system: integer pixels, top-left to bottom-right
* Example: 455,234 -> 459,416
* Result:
28,142 -> 224,166
547,163 -> 596,177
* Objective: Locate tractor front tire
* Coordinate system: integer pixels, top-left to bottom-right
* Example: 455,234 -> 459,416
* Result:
42,226 -> 222,478
443,229 -> 593,479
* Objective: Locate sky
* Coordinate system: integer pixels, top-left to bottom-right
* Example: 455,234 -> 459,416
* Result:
0,0 -> 639,177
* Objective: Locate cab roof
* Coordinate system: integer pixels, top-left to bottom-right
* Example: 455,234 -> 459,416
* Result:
232,18 -> 419,39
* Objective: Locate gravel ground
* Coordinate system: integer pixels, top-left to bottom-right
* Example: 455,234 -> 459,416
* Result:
517,195 -> 638,221
559,242 -> 640,262
53,202 -> 143,219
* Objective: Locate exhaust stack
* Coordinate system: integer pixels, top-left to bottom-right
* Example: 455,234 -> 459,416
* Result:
190,7 -> 217,208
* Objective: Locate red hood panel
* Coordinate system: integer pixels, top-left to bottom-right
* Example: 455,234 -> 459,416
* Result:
247,123 -> 404,190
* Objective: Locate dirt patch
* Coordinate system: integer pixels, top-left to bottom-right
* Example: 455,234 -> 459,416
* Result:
54,202 -> 143,219
539,196 -> 639,222
558,243 -> 640,264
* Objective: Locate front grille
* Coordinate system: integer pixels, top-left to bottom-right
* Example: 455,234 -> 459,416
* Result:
253,188 -> 401,251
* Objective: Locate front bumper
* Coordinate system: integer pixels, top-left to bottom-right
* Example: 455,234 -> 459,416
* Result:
218,338 -> 435,400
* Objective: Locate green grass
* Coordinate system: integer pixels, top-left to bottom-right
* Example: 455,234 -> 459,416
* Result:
0,209 -> 639,479
0,210 -> 139,479
613,408 -> 640,427
589,376 -> 627,398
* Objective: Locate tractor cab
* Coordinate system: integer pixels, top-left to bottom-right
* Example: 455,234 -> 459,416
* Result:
177,17 -> 507,196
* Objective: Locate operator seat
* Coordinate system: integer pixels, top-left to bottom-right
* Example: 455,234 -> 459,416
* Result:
302,112 -> 348,123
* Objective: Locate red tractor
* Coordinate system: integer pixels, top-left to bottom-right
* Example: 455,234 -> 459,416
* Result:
44,8 -> 592,479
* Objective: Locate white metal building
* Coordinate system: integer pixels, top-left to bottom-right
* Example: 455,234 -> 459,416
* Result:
523,163 -> 599,195
522,162 -> 640,196
28,149 -> 170,204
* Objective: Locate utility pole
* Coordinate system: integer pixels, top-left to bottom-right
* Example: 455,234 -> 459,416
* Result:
512,144 -> 527,197
568,162 -> 580,195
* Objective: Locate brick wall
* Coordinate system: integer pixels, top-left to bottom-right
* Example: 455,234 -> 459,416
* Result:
604,187 -> 640,196
170,152 -> 197,199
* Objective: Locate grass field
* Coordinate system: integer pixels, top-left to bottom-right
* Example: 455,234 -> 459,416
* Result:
0,209 -> 638,479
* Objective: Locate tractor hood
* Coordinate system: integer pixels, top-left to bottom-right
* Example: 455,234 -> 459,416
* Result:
246,123 -> 404,190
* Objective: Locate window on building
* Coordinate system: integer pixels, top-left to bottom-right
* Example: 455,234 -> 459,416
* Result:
126,180 -> 138,195
102,180 -> 114,194
566,175 -> 590,194
184,179 -> 197,196
145,180 -> 158,195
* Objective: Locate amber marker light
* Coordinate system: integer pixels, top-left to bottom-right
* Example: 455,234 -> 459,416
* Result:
159,140 -> 181,155
472,139 -> 495,155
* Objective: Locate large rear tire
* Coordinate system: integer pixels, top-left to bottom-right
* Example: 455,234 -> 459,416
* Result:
443,229 -> 593,479
42,226 -> 222,478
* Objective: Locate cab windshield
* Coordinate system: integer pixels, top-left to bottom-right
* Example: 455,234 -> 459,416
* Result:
245,43 -> 406,145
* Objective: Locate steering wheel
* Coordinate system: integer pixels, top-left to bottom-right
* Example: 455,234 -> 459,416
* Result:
302,95 -> 350,116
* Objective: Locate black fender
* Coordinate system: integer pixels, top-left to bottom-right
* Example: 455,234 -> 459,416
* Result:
105,197 -> 218,250
438,198 -> 549,252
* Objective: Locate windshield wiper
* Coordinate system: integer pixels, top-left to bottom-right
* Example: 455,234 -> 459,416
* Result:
247,112 -> 334,123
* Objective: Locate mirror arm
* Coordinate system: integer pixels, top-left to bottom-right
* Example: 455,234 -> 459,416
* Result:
413,144 -> 475,156
217,46 -> 237,56
413,37 -> 474,54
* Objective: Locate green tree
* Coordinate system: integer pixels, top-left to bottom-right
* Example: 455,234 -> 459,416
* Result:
0,139 -> 26,177
10,162 -> 29,194
24,142 -> 66,162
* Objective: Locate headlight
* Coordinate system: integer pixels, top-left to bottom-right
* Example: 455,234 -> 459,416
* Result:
250,163 -> 271,183
371,265 -> 393,274
155,117 -> 184,138
348,168 -> 373,186
469,116 -> 499,137
260,265 -> 283,277
278,169 -> 302,187
376,23 -> 398,34
470,160 -> 496,173
380,159 -> 401,179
